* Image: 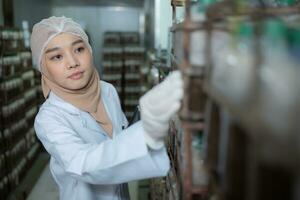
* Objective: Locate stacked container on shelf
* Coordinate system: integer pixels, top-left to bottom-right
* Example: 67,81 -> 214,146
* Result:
203,0 -> 300,199
34,69 -> 44,105
258,19 -> 300,132
0,27 -> 24,199
0,26 -> 41,199
101,32 -> 145,120
161,0 -> 217,199
102,32 -> 123,98
122,32 -> 144,119
152,0 -> 300,199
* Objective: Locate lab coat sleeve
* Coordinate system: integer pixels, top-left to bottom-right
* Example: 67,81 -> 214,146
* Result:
34,108 -> 170,185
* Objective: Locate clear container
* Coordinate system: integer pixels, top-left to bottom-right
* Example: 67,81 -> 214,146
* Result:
259,19 -> 300,131
192,131 -> 209,186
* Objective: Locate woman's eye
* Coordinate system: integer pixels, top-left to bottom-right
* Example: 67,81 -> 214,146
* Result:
75,47 -> 85,53
50,55 -> 62,61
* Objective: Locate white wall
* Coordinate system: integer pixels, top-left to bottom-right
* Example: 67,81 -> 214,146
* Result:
12,1 -> 145,73
13,0 -> 52,28
52,6 -> 142,74
143,0 -> 155,49
155,0 -> 172,50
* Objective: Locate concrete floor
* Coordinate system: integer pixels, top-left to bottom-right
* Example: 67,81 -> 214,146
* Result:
26,164 -> 59,200
26,163 -> 139,200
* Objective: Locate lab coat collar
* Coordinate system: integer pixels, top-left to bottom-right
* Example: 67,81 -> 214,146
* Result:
47,91 -> 109,137
48,92 -> 81,115
46,81 -> 112,117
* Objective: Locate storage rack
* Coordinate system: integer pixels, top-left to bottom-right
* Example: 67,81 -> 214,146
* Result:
168,0 -> 210,199
147,49 -> 186,200
102,32 -> 123,98
150,1 -> 209,198
150,0 -> 300,200
122,32 -> 144,119
102,32 -> 145,120
203,2 -> 300,200
0,26 -> 41,199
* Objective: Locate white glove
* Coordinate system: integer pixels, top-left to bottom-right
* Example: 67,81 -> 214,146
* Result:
139,71 -> 184,149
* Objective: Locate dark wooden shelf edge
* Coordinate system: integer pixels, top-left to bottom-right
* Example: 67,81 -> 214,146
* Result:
171,0 -> 186,7
181,121 -> 205,131
171,21 -> 205,32
191,185 -> 208,194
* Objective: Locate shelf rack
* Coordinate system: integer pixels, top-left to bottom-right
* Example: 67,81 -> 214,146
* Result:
165,0 -> 300,200
102,32 -> 145,120
170,0 -> 210,199
0,26 -> 43,199
203,2 -> 300,200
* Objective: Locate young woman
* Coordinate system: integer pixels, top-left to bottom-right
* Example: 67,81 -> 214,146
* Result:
30,16 -> 183,200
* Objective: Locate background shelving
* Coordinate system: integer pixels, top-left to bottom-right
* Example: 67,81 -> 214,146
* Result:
150,0 -> 300,199
0,26 -> 43,199
102,31 -> 145,120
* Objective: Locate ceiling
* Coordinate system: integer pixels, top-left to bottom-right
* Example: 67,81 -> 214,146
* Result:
51,0 -> 145,8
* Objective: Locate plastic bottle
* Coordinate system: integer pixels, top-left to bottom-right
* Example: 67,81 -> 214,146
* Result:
190,0 -> 216,66
192,131 -> 209,186
275,0 -> 295,6
259,19 -> 298,131
227,22 -> 255,104
191,0 -> 216,21
288,28 -> 300,63
212,19 -> 255,104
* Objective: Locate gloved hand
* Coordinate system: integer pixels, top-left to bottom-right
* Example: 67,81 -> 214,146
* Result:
139,70 -> 184,149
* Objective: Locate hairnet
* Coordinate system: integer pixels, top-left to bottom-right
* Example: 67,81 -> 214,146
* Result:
30,16 -> 92,71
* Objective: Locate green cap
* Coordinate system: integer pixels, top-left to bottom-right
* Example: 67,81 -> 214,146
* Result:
238,22 -> 254,39
293,29 -> 300,45
276,0 -> 295,6
263,19 -> 286,41
288,28 -> 300,46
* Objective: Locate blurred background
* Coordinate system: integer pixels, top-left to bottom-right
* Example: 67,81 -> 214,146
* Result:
1,0 -> 300,199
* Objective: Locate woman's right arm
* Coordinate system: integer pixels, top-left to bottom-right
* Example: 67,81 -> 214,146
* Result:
35,108 -> 170,185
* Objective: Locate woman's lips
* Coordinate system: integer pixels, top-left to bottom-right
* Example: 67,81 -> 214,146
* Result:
68,71 -> 84,80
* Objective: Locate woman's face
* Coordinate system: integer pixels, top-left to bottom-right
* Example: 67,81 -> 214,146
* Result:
42,33 -> 94,90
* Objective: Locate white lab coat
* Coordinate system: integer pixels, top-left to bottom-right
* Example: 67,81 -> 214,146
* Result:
34,80 -> 170,200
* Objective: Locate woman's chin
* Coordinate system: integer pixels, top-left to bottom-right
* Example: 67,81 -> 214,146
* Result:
65,80 -> 87,90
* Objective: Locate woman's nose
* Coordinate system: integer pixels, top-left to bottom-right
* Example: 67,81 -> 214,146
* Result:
67,53 -> 79,69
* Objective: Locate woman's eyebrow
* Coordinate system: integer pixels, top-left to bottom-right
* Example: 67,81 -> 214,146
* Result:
72,39 -> 84,46
45,47 -> 60,54
45,39 -> 84,54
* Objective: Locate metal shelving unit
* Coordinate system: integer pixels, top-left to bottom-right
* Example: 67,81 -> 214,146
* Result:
149,1 -> 210,199
203,3 -> 300,199
0,26 -> 42,199
170,0 -> 209,199
151,0 -> 300,199
102,32 -> 145,120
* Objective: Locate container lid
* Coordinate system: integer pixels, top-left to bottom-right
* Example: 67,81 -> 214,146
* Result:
238,22 -> 254,39
287,28 -> 300,48
263,19 -> 286,41
292,28 -> 300,44
276,0 -> 295,6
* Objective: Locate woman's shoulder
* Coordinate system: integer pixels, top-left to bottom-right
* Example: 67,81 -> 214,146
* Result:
36,100 -> 65,122
100,80 -> 118,97
100,80 -> 114,90
35,94 -> 79,124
